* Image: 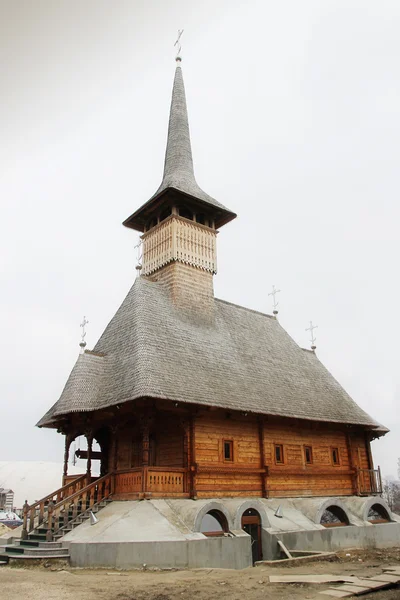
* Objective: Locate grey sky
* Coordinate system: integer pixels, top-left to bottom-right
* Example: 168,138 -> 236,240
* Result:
1,1 -> 399,478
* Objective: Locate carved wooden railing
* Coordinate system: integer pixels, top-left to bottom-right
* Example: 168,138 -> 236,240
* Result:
114,467 -> 187,495
142,216 -> 217,275
146,467 -> 187,494
48,472 -> 114,539
357,467 -> 382,495
114,468 -> 143,495
22,474 -> 88,538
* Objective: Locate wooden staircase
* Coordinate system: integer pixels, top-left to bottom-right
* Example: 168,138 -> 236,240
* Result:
0,472 -> 113,565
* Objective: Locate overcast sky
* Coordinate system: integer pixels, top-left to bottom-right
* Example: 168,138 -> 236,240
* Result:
1,1 -> 399,480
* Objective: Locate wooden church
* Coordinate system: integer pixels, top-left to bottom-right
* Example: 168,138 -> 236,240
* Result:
37,56 -> 386,507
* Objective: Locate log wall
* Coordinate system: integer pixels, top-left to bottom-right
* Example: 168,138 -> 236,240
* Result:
194,411 -> 373,498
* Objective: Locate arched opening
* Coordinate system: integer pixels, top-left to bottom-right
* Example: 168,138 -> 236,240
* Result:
146,217 -> 158,230
159,207 -> 172,222
367,504 -> 390,524
320,505 -> 349,528
196,213 -> 207,226
179,207 -> 193,221
200,510 -> 228,537
241,508 -> 263,563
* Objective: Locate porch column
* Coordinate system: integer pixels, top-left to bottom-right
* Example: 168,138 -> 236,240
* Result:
86,431 -> 93,484
63,433 -> 73,481
141,422 -> 150,467
111,424 -> 119,472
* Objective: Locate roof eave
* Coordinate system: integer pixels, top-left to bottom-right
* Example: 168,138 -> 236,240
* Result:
123,187 -> 237,232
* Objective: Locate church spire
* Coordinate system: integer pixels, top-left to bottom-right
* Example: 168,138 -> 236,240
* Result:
123,60 -> 236,232
158,61 -> 196,198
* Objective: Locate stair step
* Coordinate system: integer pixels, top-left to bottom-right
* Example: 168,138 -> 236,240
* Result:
5,546 -> 25,554
28,534 -> 47,541
6,553 -> 70,561
20,540 -> 62,549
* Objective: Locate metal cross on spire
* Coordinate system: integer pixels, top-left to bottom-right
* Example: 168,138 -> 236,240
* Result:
174,29 -> 184,61
268,285 -> 281,316
79,316 -> 89,353
306,320 -> 318,351
134,236 -> 143,276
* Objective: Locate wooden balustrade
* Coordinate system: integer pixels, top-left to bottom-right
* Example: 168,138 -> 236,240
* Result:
142,216 -> 217,276
114,468 -> 143,495
357,467 -> 382,495
22,474 -> 88,538
48,472 -> 114,540
146,467 -> 187,494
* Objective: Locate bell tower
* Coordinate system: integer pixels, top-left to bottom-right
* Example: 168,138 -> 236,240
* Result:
123,58 -> 236,314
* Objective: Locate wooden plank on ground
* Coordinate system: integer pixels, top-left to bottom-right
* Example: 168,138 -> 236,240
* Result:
368,574 -> 400,583
332,585 -> 369,594
319,591 -> 353,598
269,575 -> 365,584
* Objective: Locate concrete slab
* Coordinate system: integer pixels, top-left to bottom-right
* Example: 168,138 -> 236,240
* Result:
63,501 -> 188,543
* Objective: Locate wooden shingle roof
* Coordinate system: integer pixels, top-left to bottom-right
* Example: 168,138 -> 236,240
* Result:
37,277 -> 386,433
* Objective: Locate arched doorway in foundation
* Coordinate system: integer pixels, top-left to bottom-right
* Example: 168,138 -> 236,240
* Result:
241,508 -> 262,563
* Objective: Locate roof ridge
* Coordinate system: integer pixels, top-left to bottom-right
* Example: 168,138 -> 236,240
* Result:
214,297 -> 275,319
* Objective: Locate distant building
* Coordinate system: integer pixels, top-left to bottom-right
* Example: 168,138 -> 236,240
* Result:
0,488 -> 14,512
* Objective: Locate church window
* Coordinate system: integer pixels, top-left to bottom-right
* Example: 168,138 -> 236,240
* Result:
179,207 -> 193,220
147,217 -> 158,230
200,510 -> 228,537
196,214 -> 206,225
159,207 -> 172,222
274,444 -> 284,464
331,447 -> 340,465
223,440 -> 233,461
304,446 -> 313,464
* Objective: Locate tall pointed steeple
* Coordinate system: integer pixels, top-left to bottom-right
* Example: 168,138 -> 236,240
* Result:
123,60 -> 236,232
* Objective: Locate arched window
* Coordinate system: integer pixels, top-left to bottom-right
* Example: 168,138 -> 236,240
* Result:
159,207 -> 172,222
320,505 -> 349,527
179,207 -> 193,221
367,504 -> 390,524
200,510 -> 228,537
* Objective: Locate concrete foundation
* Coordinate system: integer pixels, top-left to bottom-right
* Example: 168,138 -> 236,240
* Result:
61,496 -> 400,570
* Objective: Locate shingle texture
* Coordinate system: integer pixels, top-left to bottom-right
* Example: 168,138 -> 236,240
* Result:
37,277 -> 384,431
123,64 -> 236,230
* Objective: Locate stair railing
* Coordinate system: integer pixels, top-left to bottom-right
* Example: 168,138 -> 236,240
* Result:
22,474 -> 88,539
47,472 -> 114,540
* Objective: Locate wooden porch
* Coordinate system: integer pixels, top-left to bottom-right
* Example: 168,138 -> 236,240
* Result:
114,466 -> 190,499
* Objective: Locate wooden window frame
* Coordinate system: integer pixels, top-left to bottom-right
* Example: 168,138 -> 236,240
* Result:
223,439 -> 234,462
304,445 -> 313,465
274,443 -> 284,465
331,447 -> 340,466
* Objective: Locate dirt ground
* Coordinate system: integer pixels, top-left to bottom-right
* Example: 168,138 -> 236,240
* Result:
1,549 -> 400,600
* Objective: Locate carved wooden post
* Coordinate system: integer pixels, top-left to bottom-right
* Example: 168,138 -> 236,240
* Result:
346,431 -> 358,495
111,424 -> 119,494
86,431 -> 93,485
258,417 -> 268,498
63,433 -> 73,484
141,423 -> 150,467
189,412 -> 197,499
180,418 -> 190,494
21,499 -> 29,540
